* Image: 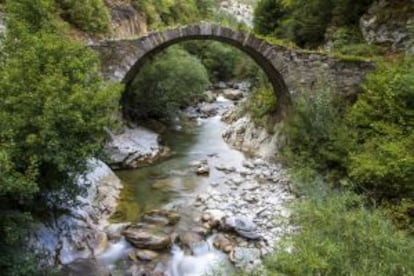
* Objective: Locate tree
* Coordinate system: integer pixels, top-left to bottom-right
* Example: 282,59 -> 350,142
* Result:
253,0 -> 286,36
0,0 -> 121,273
124,46 -> 210,121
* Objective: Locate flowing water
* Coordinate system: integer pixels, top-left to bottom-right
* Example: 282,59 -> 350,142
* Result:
97,97 -> 246,275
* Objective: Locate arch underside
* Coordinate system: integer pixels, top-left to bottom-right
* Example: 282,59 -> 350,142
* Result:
121,24 -> 292,119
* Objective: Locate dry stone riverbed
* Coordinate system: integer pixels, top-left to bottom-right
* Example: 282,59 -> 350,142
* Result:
33,90 -> 294,276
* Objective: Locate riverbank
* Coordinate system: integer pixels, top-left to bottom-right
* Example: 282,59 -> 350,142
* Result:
31,86 -> 294,275
104,88 -> 293,275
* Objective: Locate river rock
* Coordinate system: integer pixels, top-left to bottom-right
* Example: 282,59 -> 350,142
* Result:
190,159 -> 210,175
135,249 -> 159,262
199,103 -> 218,117
213,234 -> 234,253
61,258 -> 110,276
222,89 -> 244,101
176,231 -> 204,249
105,127 -> 170,169
231,247 -> 262,272
104,222 -> 131,240
143,210 -> 181,226
123,228 -> 171,250
222,216 -> 261,240
88,231 -> 109,256
202,90 -> 217,103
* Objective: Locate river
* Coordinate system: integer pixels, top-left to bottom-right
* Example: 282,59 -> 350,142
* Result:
59,93 -> 293,275
96,97 -> 243,274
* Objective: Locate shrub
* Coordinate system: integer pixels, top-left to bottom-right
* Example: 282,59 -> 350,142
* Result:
55,0 -> 110,34
264,192 -> 414,275
253,0 -> 374,48
280,82 -> 352,181
347,58 -> 414,199
253,0 -> 285,36
245,71 -> 277,130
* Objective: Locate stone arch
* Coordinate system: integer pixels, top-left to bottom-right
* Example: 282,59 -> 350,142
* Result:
119,23 -> 292,118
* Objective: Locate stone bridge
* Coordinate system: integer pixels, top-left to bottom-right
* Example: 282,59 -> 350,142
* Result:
92,22 -> 375,117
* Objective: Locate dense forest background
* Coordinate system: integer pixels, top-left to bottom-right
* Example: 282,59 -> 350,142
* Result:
0,0 -> 413,275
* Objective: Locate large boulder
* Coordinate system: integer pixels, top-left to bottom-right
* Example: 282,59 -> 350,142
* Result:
30,159 -> 123,265
105,127 -> 170,169
123,227 -> 171,250
221,216 -> 261,240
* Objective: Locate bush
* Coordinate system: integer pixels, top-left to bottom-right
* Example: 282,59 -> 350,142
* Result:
264,192 -> 414,275
347,58 -> 414,199
125,46 -> 210,120
132,0 -> 217,28
253,0 -> 285,36
253,0 -> 374,48
245,71 -> 277,130
56,0 -> 110,34
280,83 -> 352,181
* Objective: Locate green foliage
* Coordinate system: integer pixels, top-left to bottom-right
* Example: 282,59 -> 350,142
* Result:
281,58 -> 414,200
184,41 -> 238,82
264,192 -> 414,275
55,0 -> 110,34
183,41 -> 259,82
245,71 -> 277,130
253,0 -> 285,36
328,27 -> 386,57
384,199 -> 414,235
125,46 -> 210,120
0,0 -> 121,273
132,0 -> 217,28
254,0 -> 374,48
281,83 -> 352,181
347,58 -> 414,199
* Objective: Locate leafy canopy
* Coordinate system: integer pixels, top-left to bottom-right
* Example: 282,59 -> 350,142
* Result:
124,46 -> 210,121
0,0 -> 121,273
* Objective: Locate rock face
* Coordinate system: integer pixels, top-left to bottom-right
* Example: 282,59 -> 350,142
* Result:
222,109 -> 281,159
106,0 -> 148,39
219,0 -> 255,28
105,127 -> 170,169
30,159 -> 123,265
360,0 -> 414,54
